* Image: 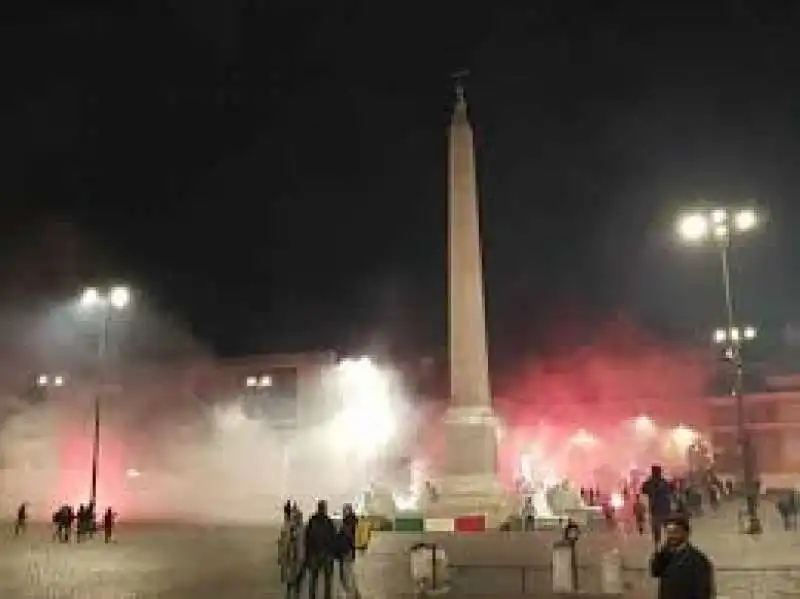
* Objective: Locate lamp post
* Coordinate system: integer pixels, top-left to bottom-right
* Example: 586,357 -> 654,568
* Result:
78,285 -> 131,508
244,374 -> 289,497
245,375 -> 273,390
36,374 -> 66,388
676,207 -> 761,533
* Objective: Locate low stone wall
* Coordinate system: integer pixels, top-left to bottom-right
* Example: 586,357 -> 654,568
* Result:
356,531 -> 800,598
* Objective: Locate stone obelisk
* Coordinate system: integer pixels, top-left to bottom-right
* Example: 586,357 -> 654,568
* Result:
435,76 -> 507,520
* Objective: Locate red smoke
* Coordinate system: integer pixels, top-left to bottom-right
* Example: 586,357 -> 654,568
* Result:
58,421 -> 129,513
495,316 -> 714,486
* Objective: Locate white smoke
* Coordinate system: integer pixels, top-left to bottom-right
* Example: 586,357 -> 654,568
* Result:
0,364 -> 418,523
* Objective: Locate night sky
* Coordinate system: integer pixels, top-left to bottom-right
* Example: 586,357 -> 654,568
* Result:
3,2 -> 800,366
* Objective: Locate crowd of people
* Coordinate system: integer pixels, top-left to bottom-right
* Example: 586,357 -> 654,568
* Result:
278,499 -> 361,599
17,463 -> 790,599
575,465 -> 730,540
13,500 -> 117,544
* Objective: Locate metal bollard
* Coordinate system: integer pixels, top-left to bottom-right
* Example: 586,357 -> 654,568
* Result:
552,540 -> 576,593
409,542 -> 449,597
553,520 -> 581,594
600,548 -> 623,594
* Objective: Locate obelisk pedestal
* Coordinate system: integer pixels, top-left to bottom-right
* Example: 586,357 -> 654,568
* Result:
426,78 -> 513,525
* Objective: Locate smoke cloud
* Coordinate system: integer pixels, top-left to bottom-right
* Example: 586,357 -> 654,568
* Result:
495,316 -> 714,487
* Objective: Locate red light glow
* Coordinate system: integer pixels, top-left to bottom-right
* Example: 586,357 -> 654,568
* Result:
58,423 -> 129,513
495,318 -> 713,488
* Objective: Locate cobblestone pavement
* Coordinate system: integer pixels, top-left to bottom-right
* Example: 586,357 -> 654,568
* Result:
0,523 -> 285,598
619,500 -> 800,598
2,502 -> 800,599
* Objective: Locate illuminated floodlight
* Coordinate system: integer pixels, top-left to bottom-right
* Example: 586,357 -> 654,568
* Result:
714,326 -> 756,344
677,213 -> 708,242
109,286 -> 131,309
79,285 -> 131,310
329,356 -> 399,453
126,468 -> 141,479
710,209 -> 727,224
570,429 -> 597,447
336,356 -> 388,396
245,375 -> 272,388
734,208 -> 757,232
36,373 -> 65,387
80,287 -> 101,307
610,492 -> 625,510
337,356 -> 376,379
671,425 -> 697,451
633,415 -> 655,435
332,401 -> 396,452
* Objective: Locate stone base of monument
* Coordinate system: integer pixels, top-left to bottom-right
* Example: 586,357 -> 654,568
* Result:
422,473 -> 520,528
354,528 -> 650,598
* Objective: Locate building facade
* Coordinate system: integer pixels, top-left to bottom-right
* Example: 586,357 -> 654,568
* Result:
184,350 -> 338,430
708,374 -> 800,488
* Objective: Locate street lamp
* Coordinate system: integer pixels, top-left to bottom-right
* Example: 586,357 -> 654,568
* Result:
670,425 -> 697,452
713,326 -> 757,349
570,429 -> 597,447
77,285 -> 132,509
676,206 -> 761,533
36,374 -> 65,387
633,415 -> 656,436
245,375 -> 273,389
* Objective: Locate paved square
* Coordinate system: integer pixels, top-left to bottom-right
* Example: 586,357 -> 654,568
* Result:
2,503 -> 800,598
0,523 -> 284,598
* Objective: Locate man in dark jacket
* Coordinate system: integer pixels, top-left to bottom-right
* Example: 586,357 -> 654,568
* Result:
337,503 -> 359,595
642,464 -> 672,546
305,500 -> 337,599
650,515 -> 714,599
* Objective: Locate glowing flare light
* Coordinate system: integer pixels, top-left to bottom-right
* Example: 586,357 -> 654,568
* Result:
570,429 -> 597,447
670,425 -> 697,451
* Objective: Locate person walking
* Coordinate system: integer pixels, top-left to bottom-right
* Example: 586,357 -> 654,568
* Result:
305,500 -> 336,599
642,465 -> 672,547
14,502 -> 28,537
337,503 -> 360,597
279,507 -> 305,599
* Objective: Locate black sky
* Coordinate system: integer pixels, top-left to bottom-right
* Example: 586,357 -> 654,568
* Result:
2,2 -> 800,363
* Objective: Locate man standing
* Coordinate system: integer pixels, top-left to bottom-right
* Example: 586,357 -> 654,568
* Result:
305,500 -> 336,599
642,465 -> 672,546
279,507 -> 305,599
103,507 -> 117,543
14,502 -> 27,537
650,516 -> 714,599
337,503 -> 359,597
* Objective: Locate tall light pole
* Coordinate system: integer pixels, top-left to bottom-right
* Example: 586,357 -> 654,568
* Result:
676,206 -> 761,534
78,285 -> 131,508
244,374 -> 292,500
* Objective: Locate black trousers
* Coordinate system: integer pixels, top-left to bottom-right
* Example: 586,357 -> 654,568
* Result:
307,556 -> 333,599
